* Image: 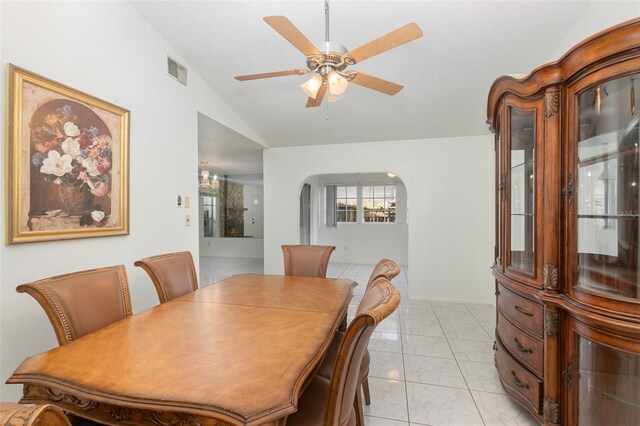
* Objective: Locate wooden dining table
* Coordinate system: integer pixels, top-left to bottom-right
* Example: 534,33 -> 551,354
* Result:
8,274 -> 356,426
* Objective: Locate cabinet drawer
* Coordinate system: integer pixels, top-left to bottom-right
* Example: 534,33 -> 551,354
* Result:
497,311 -> 543,377
498,283 -> 542,338
495,338 -> 543,415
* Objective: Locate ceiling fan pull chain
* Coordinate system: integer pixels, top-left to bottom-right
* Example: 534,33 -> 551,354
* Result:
325,0 -> 330,43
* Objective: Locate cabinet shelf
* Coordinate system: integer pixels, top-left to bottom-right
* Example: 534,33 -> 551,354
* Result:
579,145 -> 639,167
578,214 -> 640,219
511,160 -> 534,169
581,370 -> 640,409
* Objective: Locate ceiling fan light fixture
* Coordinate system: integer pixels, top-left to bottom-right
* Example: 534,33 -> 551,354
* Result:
301,75 -> 323,98
327,70 -> 348,96
328,91 -> 345,103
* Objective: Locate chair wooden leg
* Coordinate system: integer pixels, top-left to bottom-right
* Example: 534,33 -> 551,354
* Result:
355,384 -> 365,426
362,377 -> 371,406
339,313 -> 348,332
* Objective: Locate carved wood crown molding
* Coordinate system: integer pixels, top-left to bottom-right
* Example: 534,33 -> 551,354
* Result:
544,91 -> 560,117
543,264 -> 559,290
544,307 -> 559,336
543,397 -> 560,426
24,385 -> 230,426
487,18 -> 640,127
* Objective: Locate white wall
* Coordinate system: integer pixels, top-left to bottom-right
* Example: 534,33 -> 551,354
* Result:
264,135 -> 495,304
0,1 -> 260,400
552,2 -> 640,60
308,173 -> 409,264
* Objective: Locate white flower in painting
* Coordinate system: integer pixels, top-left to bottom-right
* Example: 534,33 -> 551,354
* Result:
63,122 -> 80,137
82,158 -> 100,176
91,210 -> 105,222
40,150 -> 73,177
61,138 -> 81,157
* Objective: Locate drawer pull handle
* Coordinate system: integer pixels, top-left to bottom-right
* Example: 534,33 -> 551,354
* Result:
513,337 -> 533,354
511,371 -> 530,389
514,305 -> 534,317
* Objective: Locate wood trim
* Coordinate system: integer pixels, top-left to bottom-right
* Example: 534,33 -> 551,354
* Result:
488,18 -> 640,128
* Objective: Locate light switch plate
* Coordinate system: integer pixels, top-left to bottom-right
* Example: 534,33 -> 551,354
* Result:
184,196 -> 190,208
185,214 -> 191,226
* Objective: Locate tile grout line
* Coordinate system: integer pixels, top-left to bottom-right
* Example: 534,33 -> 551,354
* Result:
434,305 -> 488,426
399,276 -> 412,426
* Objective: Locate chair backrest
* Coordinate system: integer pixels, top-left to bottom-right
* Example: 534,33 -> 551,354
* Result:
282,245 -> 336,278
16,265 -> 132,346
134,251 -> 198,304
325,277 -> 400,426
367,258 -> 401,288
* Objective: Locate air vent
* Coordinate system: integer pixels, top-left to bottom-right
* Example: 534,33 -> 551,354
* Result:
167,56 -> 187,85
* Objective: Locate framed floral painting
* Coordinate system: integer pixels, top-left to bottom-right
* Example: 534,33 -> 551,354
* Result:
6,65 -> 129,244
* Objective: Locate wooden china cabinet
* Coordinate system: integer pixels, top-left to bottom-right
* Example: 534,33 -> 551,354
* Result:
487,19 -> 640,426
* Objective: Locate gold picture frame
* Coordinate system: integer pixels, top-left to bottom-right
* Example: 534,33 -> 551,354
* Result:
6,65 -> 129,244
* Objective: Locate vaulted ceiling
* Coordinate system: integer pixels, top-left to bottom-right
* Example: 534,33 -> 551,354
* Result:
132,1 -> 618,148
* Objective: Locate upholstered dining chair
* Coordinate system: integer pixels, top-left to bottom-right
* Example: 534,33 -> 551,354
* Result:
282,245 -> 336,278
0,402 -> 72,426
360,258 -> 401,405
16,265 -> 132,346
286,277 -> 400,426
134,251 -> 198,304
317,258 -> 401,417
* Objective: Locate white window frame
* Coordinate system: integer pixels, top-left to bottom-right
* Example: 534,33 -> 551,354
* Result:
329,183 -> 398,225
335,185 -> 358,223
362,184 -> 397,223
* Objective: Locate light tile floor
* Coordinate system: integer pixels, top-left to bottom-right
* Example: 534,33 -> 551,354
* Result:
200,256 -> 264,285
200,257 -> 538,426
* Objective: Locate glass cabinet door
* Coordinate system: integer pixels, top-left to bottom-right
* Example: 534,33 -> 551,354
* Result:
507,106 -> 537,277
576,72 -> 640,301
568,319 -> 640,425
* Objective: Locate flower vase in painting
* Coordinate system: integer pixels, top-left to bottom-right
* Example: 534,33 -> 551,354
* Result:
30,101 -> 112,227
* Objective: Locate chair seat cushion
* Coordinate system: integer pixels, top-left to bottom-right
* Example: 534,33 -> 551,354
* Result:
286,376 -> 331,426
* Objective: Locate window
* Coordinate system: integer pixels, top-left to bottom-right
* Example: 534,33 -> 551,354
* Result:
363,185 -> 396,223
329,184 -> 398,224
336,185 -> 357,223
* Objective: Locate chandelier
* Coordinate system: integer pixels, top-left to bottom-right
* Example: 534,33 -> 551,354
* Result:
199,161 -> 219,195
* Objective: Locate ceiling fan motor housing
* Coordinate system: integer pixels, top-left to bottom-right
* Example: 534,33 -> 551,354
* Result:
307,42 -> 356,74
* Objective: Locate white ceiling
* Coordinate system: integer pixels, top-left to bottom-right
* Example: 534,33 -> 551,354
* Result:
132,1 -> 594,148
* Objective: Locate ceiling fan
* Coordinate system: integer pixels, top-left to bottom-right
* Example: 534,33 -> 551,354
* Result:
234,0 -> 423,108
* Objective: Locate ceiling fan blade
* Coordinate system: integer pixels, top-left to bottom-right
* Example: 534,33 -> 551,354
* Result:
346,23 -> 423,63
306,84 -> 327,108
235,69 -> 307,81
264,16 -> 321,57
350,72 -> 404,95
